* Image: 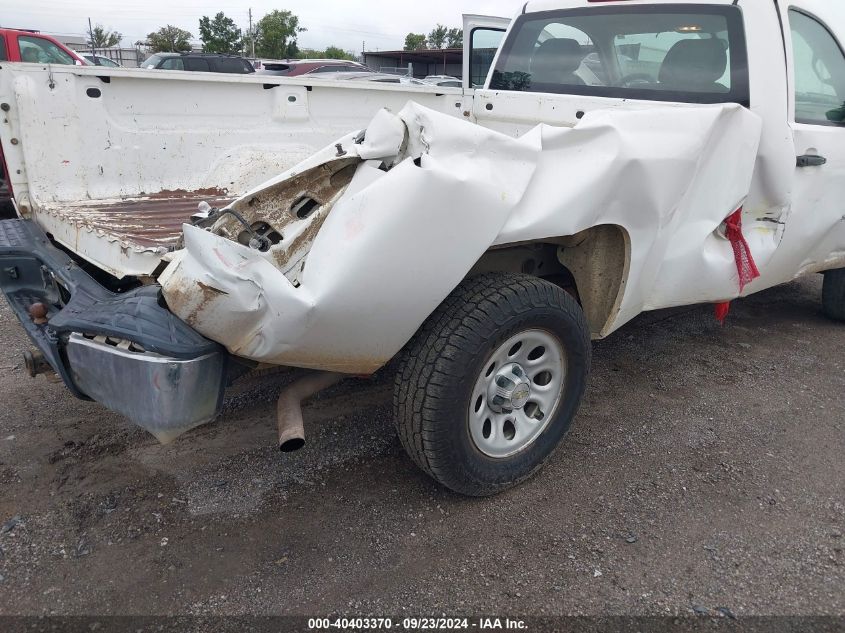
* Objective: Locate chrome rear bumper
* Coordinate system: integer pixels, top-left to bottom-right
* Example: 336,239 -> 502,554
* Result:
66,334 -> 225,443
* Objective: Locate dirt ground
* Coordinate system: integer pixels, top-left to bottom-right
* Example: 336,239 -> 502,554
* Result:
0,276 -> 842,617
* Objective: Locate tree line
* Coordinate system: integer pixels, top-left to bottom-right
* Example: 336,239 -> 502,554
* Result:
403,25 -> 463,51
85,13 -> 460,59
88,10 -> 354,60
87,24 -> 122,50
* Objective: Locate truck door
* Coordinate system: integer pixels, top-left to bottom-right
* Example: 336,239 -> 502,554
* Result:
786,6 -> 845,270
462,15 -> 509,91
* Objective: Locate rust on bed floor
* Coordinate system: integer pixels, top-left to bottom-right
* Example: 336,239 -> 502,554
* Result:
51,194 -> 233,249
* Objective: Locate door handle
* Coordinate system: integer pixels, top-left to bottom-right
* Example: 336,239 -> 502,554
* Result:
797,154 -> 827,167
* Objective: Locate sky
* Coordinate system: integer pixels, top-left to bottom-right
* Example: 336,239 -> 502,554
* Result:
0,0 -> 524,53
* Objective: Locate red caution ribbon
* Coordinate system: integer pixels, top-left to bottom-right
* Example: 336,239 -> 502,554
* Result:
715,208 -> 760,324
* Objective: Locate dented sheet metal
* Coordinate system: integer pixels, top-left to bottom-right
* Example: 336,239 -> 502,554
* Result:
160,102 -> 762,374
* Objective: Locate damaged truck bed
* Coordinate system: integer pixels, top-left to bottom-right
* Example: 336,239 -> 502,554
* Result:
1,0 -> 845,495
160,101 -> 763,373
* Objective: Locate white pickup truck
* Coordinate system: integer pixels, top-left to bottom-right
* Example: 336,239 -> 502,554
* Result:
1,0 -> 843,496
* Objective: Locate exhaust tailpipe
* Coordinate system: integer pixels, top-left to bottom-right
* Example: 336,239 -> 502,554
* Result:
277,371 -> 344,452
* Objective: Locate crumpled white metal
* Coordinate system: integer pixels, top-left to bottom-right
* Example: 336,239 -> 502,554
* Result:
160,101 -> 762,374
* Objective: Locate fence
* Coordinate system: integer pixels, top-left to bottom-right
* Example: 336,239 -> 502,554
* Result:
377,64 -> 413,77
78,48 -> 144,68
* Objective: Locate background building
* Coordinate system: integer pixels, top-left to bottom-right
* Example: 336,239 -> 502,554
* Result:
362,48 -> 463,79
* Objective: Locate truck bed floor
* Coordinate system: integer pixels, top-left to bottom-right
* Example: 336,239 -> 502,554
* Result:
33,192 -> 233,279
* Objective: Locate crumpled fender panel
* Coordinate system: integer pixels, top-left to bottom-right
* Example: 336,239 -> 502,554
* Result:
160,102 -> 762,374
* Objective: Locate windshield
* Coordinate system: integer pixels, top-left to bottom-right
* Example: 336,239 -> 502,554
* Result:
490,4 -> 749,106
142,54 -> 165,69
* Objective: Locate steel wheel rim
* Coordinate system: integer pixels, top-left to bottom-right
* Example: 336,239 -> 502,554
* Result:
468,328 -> 567,459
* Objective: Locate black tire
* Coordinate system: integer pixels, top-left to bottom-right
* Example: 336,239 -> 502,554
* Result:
823,269 -> 845,322
393,273 -> 591,496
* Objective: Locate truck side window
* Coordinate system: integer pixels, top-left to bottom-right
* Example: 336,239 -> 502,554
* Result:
490,6 -> 748,106
790,10 -> 845,126
470,28 -> 505,88
18,36 -> 75,65
0,35 -> 7,62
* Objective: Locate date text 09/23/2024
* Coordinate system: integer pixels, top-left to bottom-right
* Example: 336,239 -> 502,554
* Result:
307,617 -> 528,630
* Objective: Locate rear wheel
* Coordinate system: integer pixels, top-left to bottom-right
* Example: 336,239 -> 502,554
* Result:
393,273 -> 591,496
822,269 -> 845,321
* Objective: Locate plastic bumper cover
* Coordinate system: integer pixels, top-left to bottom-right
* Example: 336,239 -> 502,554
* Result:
0,218 -> 227,442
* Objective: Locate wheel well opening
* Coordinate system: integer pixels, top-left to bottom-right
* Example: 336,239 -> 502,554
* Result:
468,225 -> 630,338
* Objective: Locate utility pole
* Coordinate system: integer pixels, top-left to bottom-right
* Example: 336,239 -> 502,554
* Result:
248,8 -> 255,59
87,17 -> 96,55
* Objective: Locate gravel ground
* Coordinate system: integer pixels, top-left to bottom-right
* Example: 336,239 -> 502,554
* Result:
0,276 -> 842,617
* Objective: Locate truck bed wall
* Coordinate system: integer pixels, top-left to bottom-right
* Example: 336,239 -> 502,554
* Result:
0,65 -> 465,211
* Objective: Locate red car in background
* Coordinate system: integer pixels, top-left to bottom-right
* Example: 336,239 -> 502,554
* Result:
0,28 -> 85,65
257,59 -> 369,77
0,29 -> 84,212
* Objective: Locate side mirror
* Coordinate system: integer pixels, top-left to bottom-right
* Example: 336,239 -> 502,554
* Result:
825,104 -> 845,123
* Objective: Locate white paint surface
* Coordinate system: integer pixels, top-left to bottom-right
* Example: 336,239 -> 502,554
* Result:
160,102 -> 766,373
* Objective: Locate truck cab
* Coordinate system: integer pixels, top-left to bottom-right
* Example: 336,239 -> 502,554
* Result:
473,0 -> 844,316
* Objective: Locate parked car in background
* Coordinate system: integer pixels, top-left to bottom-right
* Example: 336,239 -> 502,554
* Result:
82,54 -> 121,67
341,72 -> 427,85
258,59 -> 368,77
0,28 -> 85,64
142,53 -> 254,74
332,73 -> 464,88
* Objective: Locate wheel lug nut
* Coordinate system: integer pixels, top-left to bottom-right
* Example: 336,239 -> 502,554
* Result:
496,376 -> 515,389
